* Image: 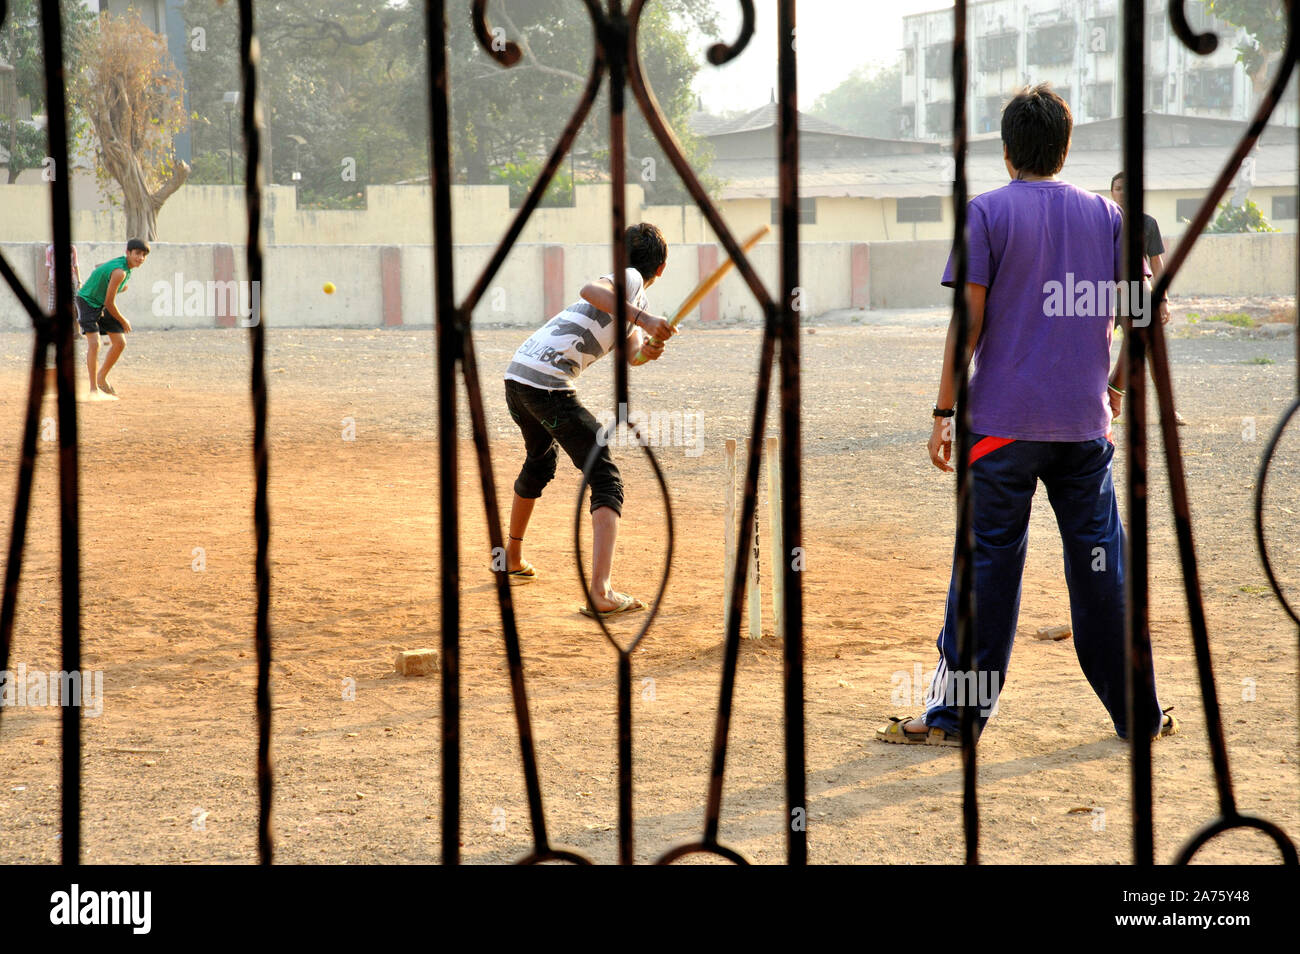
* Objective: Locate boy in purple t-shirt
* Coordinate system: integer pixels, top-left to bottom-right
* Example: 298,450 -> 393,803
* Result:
877,85 -> 1174,746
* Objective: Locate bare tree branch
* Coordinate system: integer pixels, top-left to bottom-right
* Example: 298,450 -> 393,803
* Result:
496,6 -> 586,86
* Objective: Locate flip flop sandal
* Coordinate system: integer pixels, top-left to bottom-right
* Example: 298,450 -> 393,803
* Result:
578,594 -> 646,620
926,725 -> 963,747
876,716 -> 963,747
875,715 -> 931,745
507,560 -> 537,585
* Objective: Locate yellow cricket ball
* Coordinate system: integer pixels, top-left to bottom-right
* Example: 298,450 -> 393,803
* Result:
323,282 -> 336,295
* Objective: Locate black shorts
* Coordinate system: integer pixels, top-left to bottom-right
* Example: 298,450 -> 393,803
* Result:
76,297 -> 125,335
504,378 -> 623,515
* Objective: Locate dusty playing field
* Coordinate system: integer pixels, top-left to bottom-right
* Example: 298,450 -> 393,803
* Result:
0,305 -> 1296,864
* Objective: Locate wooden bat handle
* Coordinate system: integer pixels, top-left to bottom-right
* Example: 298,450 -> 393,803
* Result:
632,225 -> 770,364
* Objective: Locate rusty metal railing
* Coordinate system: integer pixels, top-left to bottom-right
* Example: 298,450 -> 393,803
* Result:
1130,0 -> 1298,865
432,0 -> 805,864
0,0 -> 1294,867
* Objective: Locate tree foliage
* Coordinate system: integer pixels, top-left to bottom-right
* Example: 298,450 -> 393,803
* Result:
1207,0 -> 1286,93
448,0 -> 716,203
1203,197 -> 1278,233
0,0 -> 96,182
183,0 -> 717,207
491,153 -> 574,208
810,61 -> 904,139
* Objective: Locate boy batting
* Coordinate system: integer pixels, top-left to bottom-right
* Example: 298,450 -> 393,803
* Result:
503,223 -> 675,618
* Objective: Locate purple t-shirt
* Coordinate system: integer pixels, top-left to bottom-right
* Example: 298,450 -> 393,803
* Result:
942,179 -> 1146,442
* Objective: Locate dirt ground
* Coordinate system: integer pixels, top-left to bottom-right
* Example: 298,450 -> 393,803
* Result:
0,301 -> 1296,865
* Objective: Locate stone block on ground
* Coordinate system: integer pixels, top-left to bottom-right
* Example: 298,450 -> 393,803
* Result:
395,648 -> 440,676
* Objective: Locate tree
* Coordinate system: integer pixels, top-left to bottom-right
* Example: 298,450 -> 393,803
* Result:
70,9 -> 190,240
1205,1 -> 1286,207
446,0 -> 717,203
1207,0 -> 1285,100
0,0 -> 96,183
811,61 -> 904,139
184,0 -> 431,202
182,0 -> 717,207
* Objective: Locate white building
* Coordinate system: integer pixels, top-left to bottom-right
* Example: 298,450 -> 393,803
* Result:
900,0 -> 1298,139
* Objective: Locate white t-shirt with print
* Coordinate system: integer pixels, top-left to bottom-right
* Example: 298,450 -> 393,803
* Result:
504,268 -> 647,391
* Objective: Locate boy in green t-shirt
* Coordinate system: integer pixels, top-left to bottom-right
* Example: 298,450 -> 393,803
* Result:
76,238 -> 149,400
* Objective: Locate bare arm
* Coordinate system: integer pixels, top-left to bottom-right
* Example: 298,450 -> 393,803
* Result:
581,279 -> 675,365
580,279 -> 674,342
1106,274 -> 1161,417
928,283 -> 986,472
1150,251 -> 1170,325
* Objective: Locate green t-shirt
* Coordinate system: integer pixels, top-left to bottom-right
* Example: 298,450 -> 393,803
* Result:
77,255 -> 133,308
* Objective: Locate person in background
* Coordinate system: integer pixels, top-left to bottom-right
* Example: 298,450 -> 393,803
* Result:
1109,171 -> 1185,426
43,242 -> 82,388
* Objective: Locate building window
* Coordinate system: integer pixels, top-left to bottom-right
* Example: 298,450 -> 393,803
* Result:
978,32 -> 1018,71
771,197 -> 817,225
1028,22 -> 1076,65
1086,16 -> 1116,54
1273,195 -> 1298,220
1176,198 -> 1204,223
1147,78 -> 1165,110
979,95 -> 1004,133
925,100 -> 953,136
926,42 -> 952,79
1185,67 -> 1233,108
897,197 -> 943,223
1088,82 -> 1113,119
1149,13 -> 1167,43
904,48 -> 915,75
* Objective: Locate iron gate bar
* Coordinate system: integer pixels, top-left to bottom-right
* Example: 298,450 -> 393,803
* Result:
576,0 -> 642,866
466,0 -> 614,866
2,0 -> 1293,868
623,0 -> 801,864
0,0 -> 84,863
622,0 -> 783,863
948,0 -> 979,865
0,341 -> 53,735
457,0 -> 608,867
1254,400 -> 1300,629
427,0 -> 462,866
574,0 -> 678,866
0,256 -> 46,325
443,0 -> 805,864
235,0 -> 275,866
774,0 -> 806,867
1122,0 -> 1157,866
1130,1 -> 1299,865
0,245 -> 60,736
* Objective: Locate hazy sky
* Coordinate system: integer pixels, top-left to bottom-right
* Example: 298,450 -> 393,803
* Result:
691,0 -> 952,112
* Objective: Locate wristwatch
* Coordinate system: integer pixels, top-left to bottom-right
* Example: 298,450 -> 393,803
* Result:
933,406 -> 955,418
